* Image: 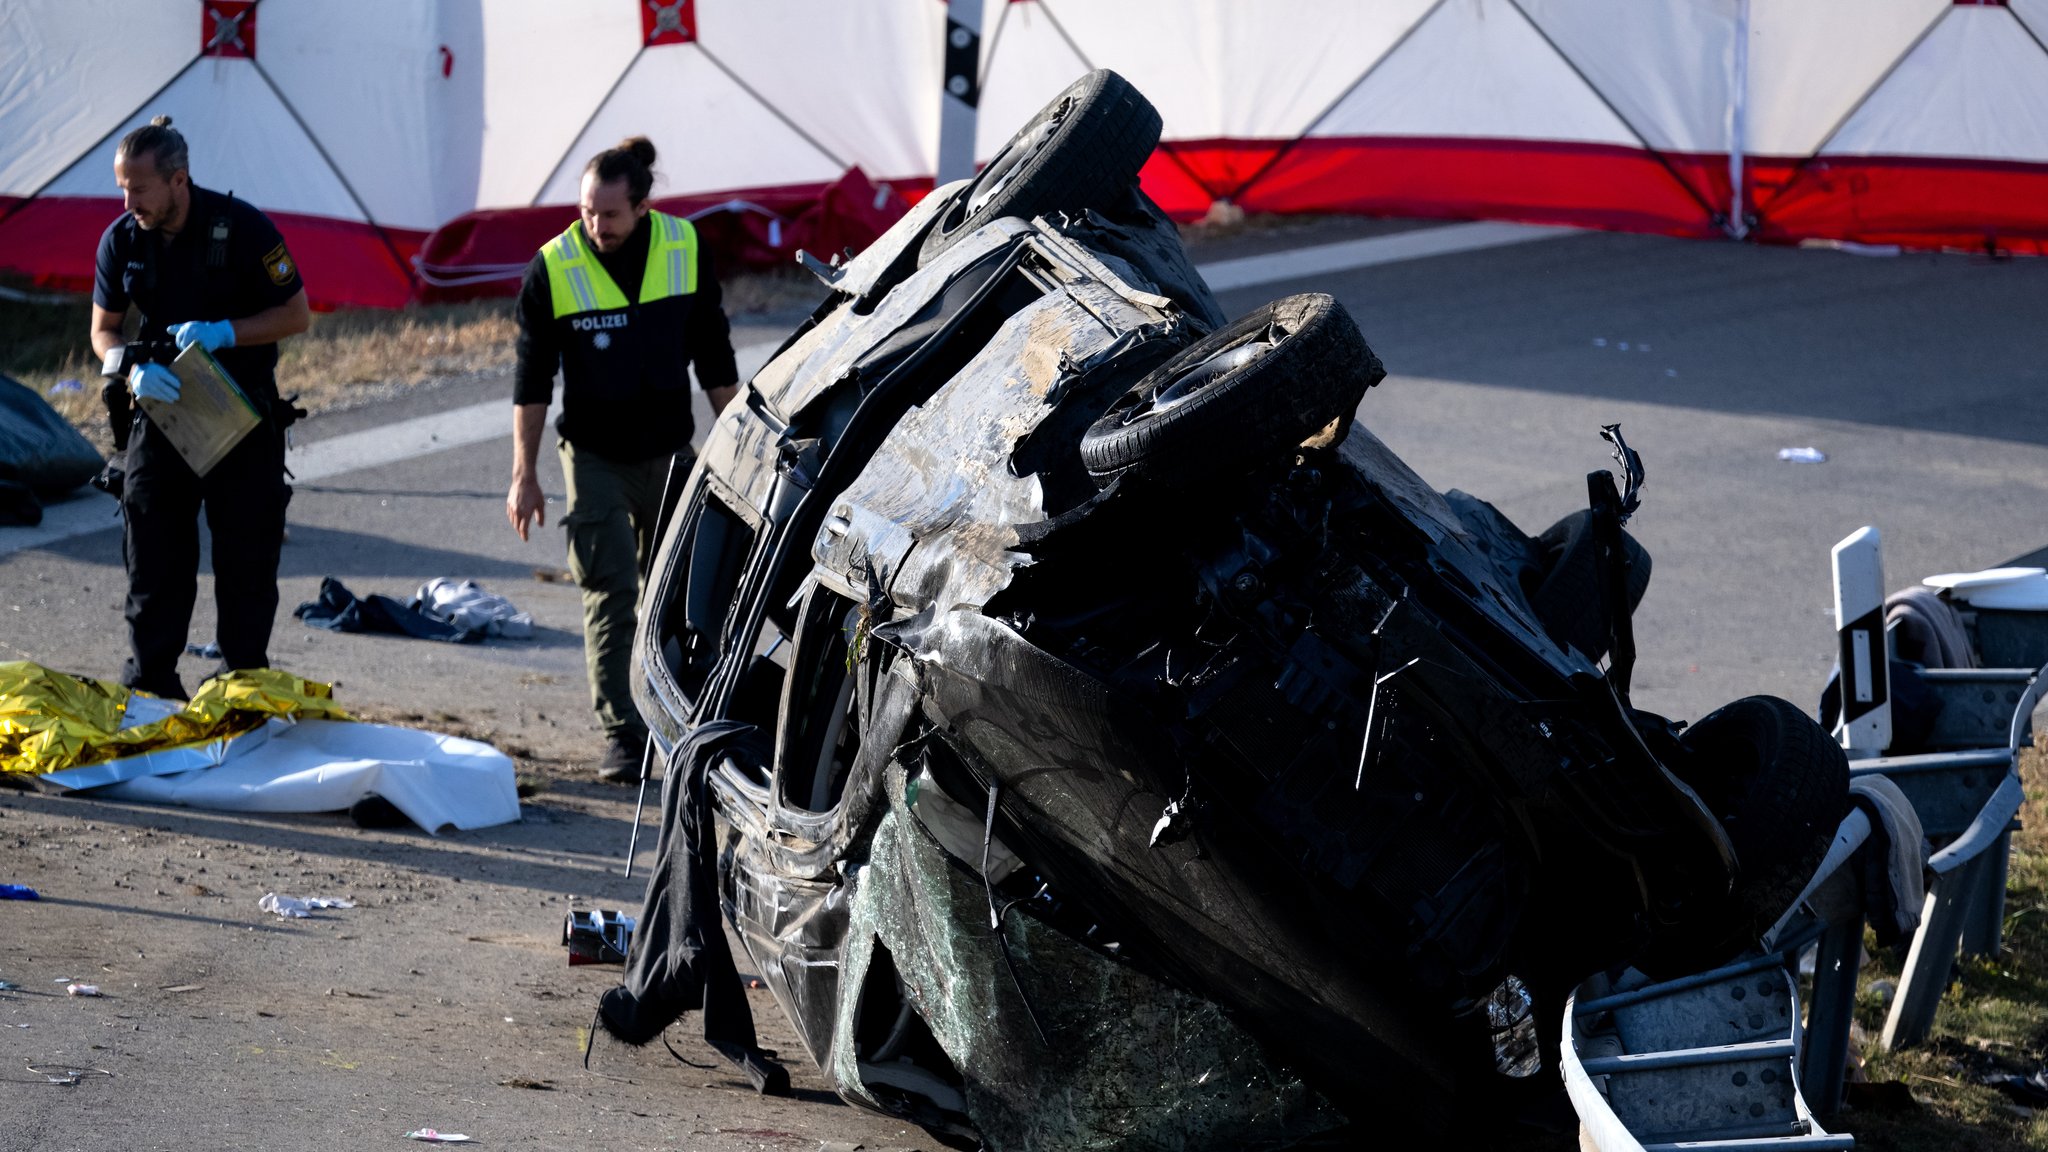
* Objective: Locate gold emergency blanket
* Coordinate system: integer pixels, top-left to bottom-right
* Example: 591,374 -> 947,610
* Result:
0,662 -> 350,776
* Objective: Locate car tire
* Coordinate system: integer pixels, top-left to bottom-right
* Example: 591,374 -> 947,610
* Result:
918,69 -> 1161,266
1078,293 -> 1383,489
1648,695 -> 1849,970
1528,509 -> 1651,663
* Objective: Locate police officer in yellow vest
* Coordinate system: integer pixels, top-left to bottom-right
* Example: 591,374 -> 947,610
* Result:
507,137 -> 738,782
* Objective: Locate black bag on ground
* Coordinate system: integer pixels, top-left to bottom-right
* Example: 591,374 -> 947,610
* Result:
0,374 -> 105,499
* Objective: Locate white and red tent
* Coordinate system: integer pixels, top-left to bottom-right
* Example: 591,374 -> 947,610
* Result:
4,0 -> 2044,309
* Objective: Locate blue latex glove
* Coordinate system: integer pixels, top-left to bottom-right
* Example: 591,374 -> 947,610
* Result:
130,362 -> 181,404
169,319 -> 236,352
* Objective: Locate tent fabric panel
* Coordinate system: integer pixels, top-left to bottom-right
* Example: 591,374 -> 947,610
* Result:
0,0 -> 193,194
1139,144 -> 1257,219
1148,140 -> 1289,215
1237,137 -> 1723,238
1743,0 -> 1951,156
426,1 -> 490,229
1824,7 -> 2048,163
1751,154 -> 2048,255
1516,0 -> 1737,153
2016,0 -> 2048,39
973,1 -> 1092,161
0,196 -> 422,311
534,46 -> 844,206
1308,0 -> 1640,148
694,0 -> 944,186
255,0 -> 446,231
470,0 -> 645,210
1043,0 -> 1438,142
37,59 -> 367,222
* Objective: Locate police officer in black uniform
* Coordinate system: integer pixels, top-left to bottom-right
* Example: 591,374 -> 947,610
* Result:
89,117 -> 310,700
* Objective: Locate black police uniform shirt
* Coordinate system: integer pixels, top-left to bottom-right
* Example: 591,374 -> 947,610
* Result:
513,214 -> 740,464
92,185 -> 304,408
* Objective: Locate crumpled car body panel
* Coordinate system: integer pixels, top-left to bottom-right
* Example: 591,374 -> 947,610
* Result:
629,172 -> 1742,1144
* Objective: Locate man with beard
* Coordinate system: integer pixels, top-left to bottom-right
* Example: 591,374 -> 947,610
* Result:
506,136 -> 739,782
89,116 -> 311,700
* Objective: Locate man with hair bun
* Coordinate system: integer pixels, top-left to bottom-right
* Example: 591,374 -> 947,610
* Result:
89,115 -> 311,700
506,135 -> 739,783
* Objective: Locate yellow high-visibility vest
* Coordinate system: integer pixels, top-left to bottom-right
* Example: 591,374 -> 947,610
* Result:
542,211 -> 700,319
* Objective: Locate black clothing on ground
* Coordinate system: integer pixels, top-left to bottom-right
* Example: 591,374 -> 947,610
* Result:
121,419 -> 290,694
292,577 -> 479,644
94,184 -> 304,407
598,720 -> 788,1095
93,185 -> 303,694
512,215 -> 739,463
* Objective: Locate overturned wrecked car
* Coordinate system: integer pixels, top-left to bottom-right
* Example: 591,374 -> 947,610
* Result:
598,71 -> 1848,1147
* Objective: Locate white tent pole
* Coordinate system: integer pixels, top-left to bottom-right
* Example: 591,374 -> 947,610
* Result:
1726,0 -> 1750,239
936,0 -> 983,185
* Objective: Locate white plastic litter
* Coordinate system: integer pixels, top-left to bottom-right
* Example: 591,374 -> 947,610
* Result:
259,893 -> 356,919
1924,566 -> 2045,591
1924,567 -> 2048,610
65,983 -> 100,997
1777,447 -> 1827,463
414,577 -> 534,639
403,1130 -> 475,1143
48,719 -> 521,833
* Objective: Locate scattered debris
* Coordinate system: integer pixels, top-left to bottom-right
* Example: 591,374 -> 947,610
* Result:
160,984 -> 204,994
403,1130 -> 475,1143
1799,238 -> 1902,257
414,578 -> 534,640
28,1062 -> 112,1086
1777,446 -> 1828,464
1976,1068 -> 2048,1107
259,892 -> 356,919
563,909 -> 634,966
0,884 -> 39,901
497,1076 -> 554,1090
66,983 -> 102,997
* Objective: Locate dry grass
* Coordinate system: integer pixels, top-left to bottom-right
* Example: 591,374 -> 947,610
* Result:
1837,739 -> 2048,1150
1,265 -> 825,454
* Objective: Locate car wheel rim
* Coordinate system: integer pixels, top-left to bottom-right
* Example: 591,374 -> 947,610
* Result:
940,97 -> 1071,237
1120,338 -> 1275,425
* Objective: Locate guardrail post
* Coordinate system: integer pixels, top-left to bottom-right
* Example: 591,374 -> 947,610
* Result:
1833,527 -> 1891,757
936,0 -> 983,185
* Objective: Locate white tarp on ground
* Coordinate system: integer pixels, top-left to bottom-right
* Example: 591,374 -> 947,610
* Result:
42,717 -> 520,834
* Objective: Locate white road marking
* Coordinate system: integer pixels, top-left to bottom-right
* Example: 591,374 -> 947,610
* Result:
0,341 -> 783,559
1198,220 -> 1576,293
1,222 -> 1568,558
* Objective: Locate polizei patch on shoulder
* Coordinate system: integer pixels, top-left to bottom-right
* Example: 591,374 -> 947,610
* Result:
263,242 -> 295,286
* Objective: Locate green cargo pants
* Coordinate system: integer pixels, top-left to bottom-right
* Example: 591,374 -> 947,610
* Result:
558,438 -> 683,742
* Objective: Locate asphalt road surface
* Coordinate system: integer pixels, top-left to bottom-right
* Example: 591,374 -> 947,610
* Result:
2,222 -> 2043,1150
